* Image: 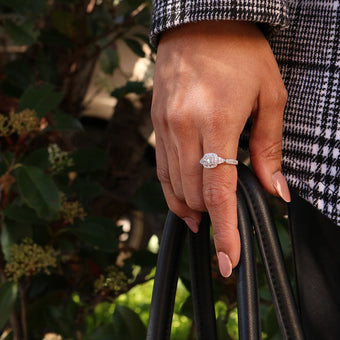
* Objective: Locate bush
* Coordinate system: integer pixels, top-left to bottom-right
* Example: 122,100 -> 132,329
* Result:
0,1 -> 159,339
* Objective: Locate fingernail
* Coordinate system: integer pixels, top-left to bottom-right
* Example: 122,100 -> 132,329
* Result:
272,171 -> 291,203
184,217 -> 199,233
217,252 -> 232,278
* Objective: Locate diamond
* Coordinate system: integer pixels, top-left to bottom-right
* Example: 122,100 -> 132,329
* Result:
200,153 -> 238,168
200,153 -> 221,168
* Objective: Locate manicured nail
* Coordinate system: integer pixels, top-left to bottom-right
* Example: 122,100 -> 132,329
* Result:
217,252 -> 232,278
184,217 -> 199,233
272,171 -> 291,203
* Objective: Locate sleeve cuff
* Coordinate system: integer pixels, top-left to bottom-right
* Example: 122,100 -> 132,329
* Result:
150,0 -> 290,47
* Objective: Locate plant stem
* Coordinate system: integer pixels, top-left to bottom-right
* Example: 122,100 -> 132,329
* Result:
10,313 -> 22,340
18,284 -> 28,340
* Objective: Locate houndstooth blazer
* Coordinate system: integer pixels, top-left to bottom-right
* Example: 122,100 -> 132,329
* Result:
151,1 -> 340,226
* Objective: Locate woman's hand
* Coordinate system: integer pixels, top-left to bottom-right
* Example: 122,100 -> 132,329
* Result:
151,21 -> 290,277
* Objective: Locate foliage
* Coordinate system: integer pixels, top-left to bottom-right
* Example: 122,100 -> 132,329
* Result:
0,0 -> 157,339
0,0 -> 154,115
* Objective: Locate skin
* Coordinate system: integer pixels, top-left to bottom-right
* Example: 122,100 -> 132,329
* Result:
151,20 -> 288,274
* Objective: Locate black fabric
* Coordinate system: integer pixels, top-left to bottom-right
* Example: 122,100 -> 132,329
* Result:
289,192 -> 340,340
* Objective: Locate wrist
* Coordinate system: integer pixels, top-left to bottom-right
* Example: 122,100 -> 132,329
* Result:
160,20 -> 263,44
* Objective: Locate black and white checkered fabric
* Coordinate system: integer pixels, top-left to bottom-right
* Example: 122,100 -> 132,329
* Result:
150,0 -> 290,46
270,1 -> 340,225
151,0 -> 340,226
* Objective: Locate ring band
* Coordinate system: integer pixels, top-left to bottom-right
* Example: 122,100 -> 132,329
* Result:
200,153 -> 238,168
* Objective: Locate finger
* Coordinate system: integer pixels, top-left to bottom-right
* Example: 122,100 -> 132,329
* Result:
250,81 -> 290,202
202,138 -> 240,277
155,134 -> 202,232
177,133 -> 205,212
165,142 -> 185,201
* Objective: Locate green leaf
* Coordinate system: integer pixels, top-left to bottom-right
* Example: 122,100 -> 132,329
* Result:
20,149 -> 51,170
262,305 -> 280,339
123,38 -> 145,58
99,47 -> 120,74
4,204 -> 44,224
14,165 -> 61,220
36,49 -> 58,83
0,152 -> 14,176
111,81 -> 146,99
112,305 -> 146,340
0,0 -> 46,13
216,315 -> 232,340
1,59 -> 35,97
66,217 -> 119,252
1,220 -> 34,261
129,250 -> 157,268
0,282 -> 18,330
83,324 -> 116,340
71,147 -> 109,173
179,295 -> 194,320
276,218 -> 291,258
46,112 -> 83,132
4,18 -> 39,46
18,83 -> 64,117
21,148 -> 50,169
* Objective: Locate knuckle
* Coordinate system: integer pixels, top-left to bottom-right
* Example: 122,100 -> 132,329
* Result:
151,108 -> 168,129
157,166 -> 170,183
203,181 -> 235,208
173,186 -> 185,202
262,84 -> 288,111
167,110 -> 189,132
254,140 -> 282,161
186,196 -> 205,212
271,86 -> 288,108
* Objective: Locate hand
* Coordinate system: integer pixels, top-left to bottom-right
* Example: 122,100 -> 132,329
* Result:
151,21 -> 289,277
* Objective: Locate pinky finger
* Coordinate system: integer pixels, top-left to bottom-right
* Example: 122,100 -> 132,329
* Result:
155,136 -> 202,233
161,180 -> 202,233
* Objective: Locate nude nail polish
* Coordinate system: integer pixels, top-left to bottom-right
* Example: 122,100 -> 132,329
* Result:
272,171 -> 291,203
217,252 -> 232,278
184,217 -> 199,233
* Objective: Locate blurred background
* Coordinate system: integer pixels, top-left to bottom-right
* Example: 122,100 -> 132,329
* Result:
0,1 -> 291,339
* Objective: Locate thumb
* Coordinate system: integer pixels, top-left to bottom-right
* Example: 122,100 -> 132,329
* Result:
249,93 -> 291,202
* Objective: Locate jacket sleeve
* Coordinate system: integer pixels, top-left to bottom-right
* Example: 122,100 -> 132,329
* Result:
150,0 -> 290,47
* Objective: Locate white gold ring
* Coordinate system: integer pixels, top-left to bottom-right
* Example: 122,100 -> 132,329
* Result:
200,153 -> 238,168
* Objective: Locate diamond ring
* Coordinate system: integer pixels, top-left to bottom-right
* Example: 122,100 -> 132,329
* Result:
200,153 -> 238,168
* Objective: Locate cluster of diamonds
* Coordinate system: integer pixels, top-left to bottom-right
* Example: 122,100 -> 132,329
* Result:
200,153 -> 238,168
200,153 -> 224,168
